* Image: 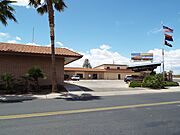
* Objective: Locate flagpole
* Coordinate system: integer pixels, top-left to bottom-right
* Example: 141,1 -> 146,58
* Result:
162,48 -> 165,81
161,21 -> 165,81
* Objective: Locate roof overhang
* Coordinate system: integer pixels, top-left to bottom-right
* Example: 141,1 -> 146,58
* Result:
64,55 -> 83,65
127,63 -> 161,72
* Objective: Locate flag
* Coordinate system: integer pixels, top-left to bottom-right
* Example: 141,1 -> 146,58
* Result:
165,34 -> 173,41
165,40 -> 172,47
163,26 -> 173,33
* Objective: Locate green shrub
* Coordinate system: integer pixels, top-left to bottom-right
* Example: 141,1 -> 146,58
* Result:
164,81 -> 179,87
27,66 -> 46,91
142,74 -> 164,89
129,81 -> 142,88
1,73 -> 15,93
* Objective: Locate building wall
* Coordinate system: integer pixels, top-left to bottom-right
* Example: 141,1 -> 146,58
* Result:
103,72 -> 140,80
64,69 -> 140,80
64,71 -> 104,80
104,73 -> 119,80
95,65 -> 127,70
0,55 -> 64,85
84,72 -> 104,79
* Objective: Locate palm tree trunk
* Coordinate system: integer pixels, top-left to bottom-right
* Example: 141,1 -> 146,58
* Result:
47,0 -> 57,93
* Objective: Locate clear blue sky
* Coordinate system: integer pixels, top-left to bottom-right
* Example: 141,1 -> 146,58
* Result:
1,0 -> 180,73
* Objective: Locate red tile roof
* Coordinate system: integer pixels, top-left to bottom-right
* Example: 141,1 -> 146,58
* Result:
0,42 -> 82,57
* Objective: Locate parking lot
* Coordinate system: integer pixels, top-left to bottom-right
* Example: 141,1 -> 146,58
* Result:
65,80 -> 143,92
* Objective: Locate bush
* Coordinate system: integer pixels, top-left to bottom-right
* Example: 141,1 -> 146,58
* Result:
142,74 -> 164,89
164,81 -> 179,87
1,73 -> 15,93
129,81 -> 142,88
27,66 -> 46,91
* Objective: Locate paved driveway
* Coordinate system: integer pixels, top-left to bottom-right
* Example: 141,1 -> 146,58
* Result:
64,80 -> 180,97
65,80 -> 140,92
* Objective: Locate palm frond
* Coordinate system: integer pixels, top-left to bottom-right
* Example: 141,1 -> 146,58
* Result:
5,10 -> 17,22
0,0 -> 17,26
29,0 -> 42,8
0,0 -> 16,5
0,14 -> 7,25
53,0 -> 67,12
37,4 -> 48,15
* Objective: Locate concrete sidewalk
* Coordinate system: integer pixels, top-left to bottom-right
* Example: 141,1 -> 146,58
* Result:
1,86 -> 180,102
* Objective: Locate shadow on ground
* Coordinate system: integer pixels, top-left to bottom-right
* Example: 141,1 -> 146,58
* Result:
64,82 -> 94,92
0,95 -> 37,103
56,93 -> 101,101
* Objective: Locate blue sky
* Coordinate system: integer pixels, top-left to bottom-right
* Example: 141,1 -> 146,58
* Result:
1,0 -> 180,73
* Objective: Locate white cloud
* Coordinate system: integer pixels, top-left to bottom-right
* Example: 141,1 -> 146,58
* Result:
56,41 -> 64,47
7,40 -> 17,43
12,0 -> 44,7
0,32 -> 9,38
148,48 -> 180,74
26,42 -> 40,46
26,42 -> 51,47
12,0 -> 29,6
66,44 -> 130,68
16,36 -> 21,41
26,42 -> 64,47
0,32 -> 21,43
100,44 -> 111,50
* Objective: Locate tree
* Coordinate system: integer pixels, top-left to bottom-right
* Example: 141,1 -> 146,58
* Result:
82,59 -> 92,68
0,0 -> 17,26
29,0 -> 67,92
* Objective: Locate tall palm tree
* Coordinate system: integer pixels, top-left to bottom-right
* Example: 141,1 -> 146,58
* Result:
0,0 -> 17,26
29,0 -> 66,93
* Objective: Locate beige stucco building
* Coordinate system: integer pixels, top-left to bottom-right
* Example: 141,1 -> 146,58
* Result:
65,64 -> 140,80
0,43 -> 82,85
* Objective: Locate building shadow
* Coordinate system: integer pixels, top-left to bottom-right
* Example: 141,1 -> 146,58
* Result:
0,95 -> 37,103
56,93 -> 101,101
63,82 -> 94,92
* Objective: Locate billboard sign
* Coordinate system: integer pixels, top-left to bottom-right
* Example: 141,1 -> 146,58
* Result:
131,53 -> 153,61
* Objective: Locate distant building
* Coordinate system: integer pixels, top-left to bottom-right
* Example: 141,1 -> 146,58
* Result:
65,64 -> 138,80
65,63 -> 161,80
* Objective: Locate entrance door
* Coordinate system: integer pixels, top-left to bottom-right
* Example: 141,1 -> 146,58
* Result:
93,74 -> 98,79
118,74 -> 121,80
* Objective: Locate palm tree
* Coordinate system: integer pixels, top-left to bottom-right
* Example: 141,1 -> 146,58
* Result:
29,0 -> 67,93
0,0 -> 17,26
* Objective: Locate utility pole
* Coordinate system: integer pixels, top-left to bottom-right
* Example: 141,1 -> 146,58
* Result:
32,27 -> 35,43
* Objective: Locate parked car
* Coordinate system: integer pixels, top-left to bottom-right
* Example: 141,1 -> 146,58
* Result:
124,75 -> 144,83
71,75 -> 80,81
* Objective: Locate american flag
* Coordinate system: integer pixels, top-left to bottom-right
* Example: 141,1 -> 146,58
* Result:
163,26 -> 173,33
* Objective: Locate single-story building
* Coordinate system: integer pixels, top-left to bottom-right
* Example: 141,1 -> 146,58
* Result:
0,42 -> 82,85
65,64 -> 140,80
65,63 -> 161,80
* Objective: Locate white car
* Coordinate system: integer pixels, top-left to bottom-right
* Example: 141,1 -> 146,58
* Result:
71,75 -> 80,81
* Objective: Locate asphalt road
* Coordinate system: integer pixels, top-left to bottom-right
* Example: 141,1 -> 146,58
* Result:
1,93 -> 180,135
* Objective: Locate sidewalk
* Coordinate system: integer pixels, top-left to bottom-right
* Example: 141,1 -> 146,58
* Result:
1,86 -> 180,102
